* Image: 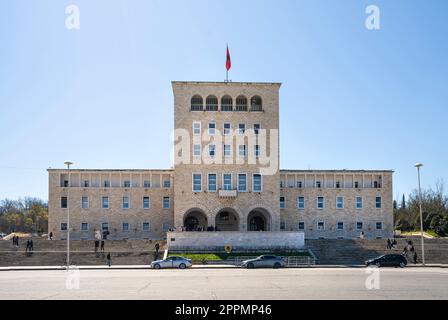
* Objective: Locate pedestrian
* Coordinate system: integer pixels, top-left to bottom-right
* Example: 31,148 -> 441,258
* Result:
16,236 -> 19,247
386,239 -> 391,250
94,229 -> 101,253
106,253 -> 111,267
360,231 -> 365,240
155,242 -> 160,255
26,239 -> 30,252
12,235 -> 16,247
100,240 -> 105,252
49,232 -> 53,240
392,239 -> 397,249
30,239 -> 34,252
413,251 -> 418,264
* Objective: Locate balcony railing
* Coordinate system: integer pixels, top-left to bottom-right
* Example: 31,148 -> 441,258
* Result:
218,189 -> 237,198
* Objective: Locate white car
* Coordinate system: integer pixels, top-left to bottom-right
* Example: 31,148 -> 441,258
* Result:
150,256 -> 192,269
0,233 -> 7,239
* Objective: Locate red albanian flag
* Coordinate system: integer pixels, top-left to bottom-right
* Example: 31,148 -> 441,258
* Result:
226,45 -> 231,71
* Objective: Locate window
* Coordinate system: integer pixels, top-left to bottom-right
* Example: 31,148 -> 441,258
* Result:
254,123 -> 260,135
335,181 -> 341,188
208,144 -> 216,157
81,196 -> 89,209
193,144 -> 201,156
122,222 -> 129,232
191,95 -> 203,111
123,180 -> 130,188
298,222 -> 305,230
208,122 -> 216,135
61,197 -> 68,209
238,123 -> 245,135
193,122 -> 201,135
280,220 -> 286,231
163,180 -> 171,188
192,173 -> 202,192
206,95 -> 218,111
250,95 -> 262,111
235,95 -> 248,111
337,222 -> 344,230
315,181 -> 321,188
60,223 -> 67,231
238,145 -> 246,157
223,173 -> 232,190
142,180 -> 150,188
63,180 -> 69,187
142,222 -> 150,232
254,145 -> 260,157
356,196 -> 363,209
208,174 -> 217,192
122,197 -> 130,209
280,197 -> 285,209
223,144 -> 231,157
221,96 -> 233,111
103,180 -> 110,188
102,223 -> 109,232
336,196 -> 344,209
83,180 -> 89,187
297,196 -> 305,209
317,196 -> 325,209
253,174 -> 262,192
376,222 -> 383,230
81,222 -> 89,231
143,197 -> 150,209
317,221 -> 325,231
162,223 -> 170,232
237,174 -> 247,192
163,197 -> 170,209
297,181 -> 303,188
354,181 -> 359,188
356,222 -> 363,230
102,196 -> 109,209
375,197 -> 382,208
223,123 -> 231,135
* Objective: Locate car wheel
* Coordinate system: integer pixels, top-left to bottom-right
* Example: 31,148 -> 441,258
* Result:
154,263 -> 161,270
375,262 -> 381,268
179,263 -> 186,269
273,262 -> 281,269
247,262 -> 254,269
399,262 -> 405,268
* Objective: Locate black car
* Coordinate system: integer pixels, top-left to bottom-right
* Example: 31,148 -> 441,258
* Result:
365,254 -> 407,268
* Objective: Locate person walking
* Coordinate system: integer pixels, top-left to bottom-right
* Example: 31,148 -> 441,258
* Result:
100,240 -> 105,252
154,242 -> 160,255
30,239 -> 34,252
94,229 -> 101,253
413,251 -> 418,264
16,236 -> 19,247
26,239 -> 30,252
386,239 -> 391,250
106,253 -> 111,267
49,232 -> 53,240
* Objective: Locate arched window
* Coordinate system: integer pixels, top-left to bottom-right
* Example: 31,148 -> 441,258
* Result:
250,96 -> 262,111
191,95 -> 203,111
221,95 -> 233,111
235,95 -> 248,112
206,95 -> 218,111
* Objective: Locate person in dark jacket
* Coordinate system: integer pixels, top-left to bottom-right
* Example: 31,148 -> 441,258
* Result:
30,239 -> 34,252
106,253 -> 111,267
413,251 -> 418,264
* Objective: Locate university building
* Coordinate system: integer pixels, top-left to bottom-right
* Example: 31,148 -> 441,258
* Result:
48,81 -> 393,241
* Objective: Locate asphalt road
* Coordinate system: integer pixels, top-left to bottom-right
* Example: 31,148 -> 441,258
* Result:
0,267 -> 447,300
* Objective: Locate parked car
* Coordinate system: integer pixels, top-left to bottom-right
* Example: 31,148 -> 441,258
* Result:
150,256 -> 192,269
241,255 -> 286,269
365,254 -> 407,268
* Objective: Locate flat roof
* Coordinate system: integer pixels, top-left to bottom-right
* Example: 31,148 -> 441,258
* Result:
172,81 -> 281,87
280,169 -> 394,173
47,168 -> 173,172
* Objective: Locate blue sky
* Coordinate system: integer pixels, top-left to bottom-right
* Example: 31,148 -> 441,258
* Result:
0,0 -> 447,201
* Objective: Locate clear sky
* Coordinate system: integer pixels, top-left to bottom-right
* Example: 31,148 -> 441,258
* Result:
0,0 -> 447,201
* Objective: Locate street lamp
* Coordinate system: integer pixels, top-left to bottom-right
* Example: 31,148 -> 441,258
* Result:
64,161 -> 73,269
414,163 -> 425,265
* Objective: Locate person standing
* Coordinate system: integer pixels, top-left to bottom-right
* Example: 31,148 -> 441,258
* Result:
100,240 -> 105,252
154,242 -> 160,255
106,253 -> 111,267
26,239 -> 30,252
16,236 -> 19,247
413,251 -> 418,264
30,239 -> 34,252
49,232 -> 53,240
94,229 -> 101,253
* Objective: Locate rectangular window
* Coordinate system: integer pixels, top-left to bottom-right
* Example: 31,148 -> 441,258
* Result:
122,197 -> 130,209
354,181 -> 359,188
60,223 -> 67,231
81,196 -> 89,209
253,174 -> 262,192
335,181 -> 341,188
238,123 -> 245,135
317,196 -> 324,209
375,197 -> 382,208
208,122 -> 216,135
102,196 -> 109,209
123,180 -> 131,188
317,221 -> 325,231
143,196 -> 150,209
223,123 -> 231,135
163,197 -> 170,209
83,180 -> 89,187
297,196 -> 305,209
237,174 -> 247,192
280,220 -> 286,231
63,180 -> 69,187
81,222 -> 89,231
143,180 -> 151,188
238,145 -> 246,157
103,180 -> 110,188
253,123 -> 260,135
223,173 -> 232,190
193,122 -> 201,135
122,222 -> 129,232
162,223 -> 170,232
297,181 -> 303,188
315,181 -> 321,188
208,144 -> 216,157
356,196 -> 363,209
254,145 -> 260,157
193,144 -> 201,156
102,223 -> 109,232
298,222 -> 305,230
163,180 -> 171,188
192,173 -> 202,192
280,197 -> 285,209
376,222 -> 383,230
337,222 -> 344,230
223,144 -> 231,157
336,196 -> 344,209
142,222 -> 150,232
356,222 -> 363,230
208,173 -> 217,192
61,197 -> 68,209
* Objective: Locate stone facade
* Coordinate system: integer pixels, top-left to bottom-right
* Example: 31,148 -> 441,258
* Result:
47,81 -> 394,240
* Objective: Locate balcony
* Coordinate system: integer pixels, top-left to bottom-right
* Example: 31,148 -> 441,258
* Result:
218,189 -> 237,198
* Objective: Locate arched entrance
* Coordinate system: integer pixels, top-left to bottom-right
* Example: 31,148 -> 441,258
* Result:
215,208 -> 239,231
183,209 -> 208,231
247,208 -> 271,231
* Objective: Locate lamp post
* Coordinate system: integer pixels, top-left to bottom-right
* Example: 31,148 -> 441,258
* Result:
414,163 -> 425,265
64,161 -> 73,269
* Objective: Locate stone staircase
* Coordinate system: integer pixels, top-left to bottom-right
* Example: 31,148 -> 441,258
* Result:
306,238 -> 448,265
0,238 -> 167,266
